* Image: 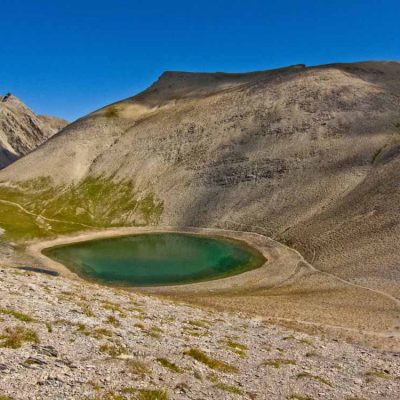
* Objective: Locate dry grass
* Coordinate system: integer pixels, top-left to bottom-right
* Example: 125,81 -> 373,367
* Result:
0,326 -> 39,349
99,343 -> 127,357
126,359 -> 150,376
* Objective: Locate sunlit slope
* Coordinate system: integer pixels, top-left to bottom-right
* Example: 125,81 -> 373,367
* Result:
0,93 -> 67,169
0,61 -> 399,295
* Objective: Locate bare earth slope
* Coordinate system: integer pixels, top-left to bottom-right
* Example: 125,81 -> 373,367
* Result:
0,93 -> 67,169
0,61 -> 399,346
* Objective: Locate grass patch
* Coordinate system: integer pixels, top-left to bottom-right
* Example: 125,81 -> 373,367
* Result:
371,146 -> 386,164
126,359 -> 150,376
0,308 -> 35,322
365,369 -> 392,381
263,358 -> 296,368
214,382 -> 243,395
78,302 -> 94,317
0,177 -> 164,241
99,343 -> 127,357
157,358 -> 182,373
187,320 -> 209,329
102,301 -> 125,314
0,326 -> 39,348
182,327 -> 208,337
76,324 -> 113,339
223,340 -> 247,357
296,372 -> 332,387
137,389 -> 168,400
298,338 -> 313,346
148,326 -> 162,339
184,348 -> 237,373
288,395 -> 313,400
105,315 -> 120,327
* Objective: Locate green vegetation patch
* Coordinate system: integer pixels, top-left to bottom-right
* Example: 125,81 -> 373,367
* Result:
296,372 -> 332,387
222,340 -> 248,357
157,358 -> 182,373
137,389 -> 168,400
0,176 -> 164,241
288,395 -> 314,400
365,369 -> 392,381
263,358 -> 296,368
0,308 -> 35,322
126,359 -> 150,376
184,348 -> 238,373
0,326 -> 39,349
213,382 -> 243,395
99,343 -> 127,357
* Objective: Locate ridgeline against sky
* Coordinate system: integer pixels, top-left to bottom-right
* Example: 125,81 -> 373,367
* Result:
1,0 -> 399,121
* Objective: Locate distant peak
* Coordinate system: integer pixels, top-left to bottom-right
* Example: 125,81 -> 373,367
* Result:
1,92 -> 13,102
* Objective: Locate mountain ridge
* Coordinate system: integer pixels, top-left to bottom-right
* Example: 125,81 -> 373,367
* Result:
0,92 -> 68,169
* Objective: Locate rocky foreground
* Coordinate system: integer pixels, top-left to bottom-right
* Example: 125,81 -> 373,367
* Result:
0,267 -> 399,400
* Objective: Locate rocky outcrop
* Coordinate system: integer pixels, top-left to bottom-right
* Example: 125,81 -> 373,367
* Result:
0,93 -> 68,169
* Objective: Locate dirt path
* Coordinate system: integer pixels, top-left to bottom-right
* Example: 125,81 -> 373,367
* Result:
0,198 -> 95,229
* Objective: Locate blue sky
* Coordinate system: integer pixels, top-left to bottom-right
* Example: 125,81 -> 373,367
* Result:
1,0 -> 399,121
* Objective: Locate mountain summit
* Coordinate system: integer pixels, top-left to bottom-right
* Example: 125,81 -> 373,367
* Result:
0,93 -> 67,169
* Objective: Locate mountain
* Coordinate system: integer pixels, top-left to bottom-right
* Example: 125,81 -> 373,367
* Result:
0,93 -> 68,169
0,61 -> 399,299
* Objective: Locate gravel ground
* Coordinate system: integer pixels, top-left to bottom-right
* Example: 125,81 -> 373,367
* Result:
0,267 -> 399,399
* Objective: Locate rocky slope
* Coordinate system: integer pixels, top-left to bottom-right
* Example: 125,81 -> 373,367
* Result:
0,266 -> 399,400
0,93 -> 67,169
1,62 -> 400,398
0,62 -> 399,297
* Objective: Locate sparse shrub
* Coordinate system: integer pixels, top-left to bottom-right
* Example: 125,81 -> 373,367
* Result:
105,106 -> 119,119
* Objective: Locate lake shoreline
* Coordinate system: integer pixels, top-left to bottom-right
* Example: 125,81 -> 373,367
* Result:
25,226 -> 300,292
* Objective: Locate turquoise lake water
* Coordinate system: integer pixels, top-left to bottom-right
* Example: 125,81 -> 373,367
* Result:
43,233 -> 265,286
